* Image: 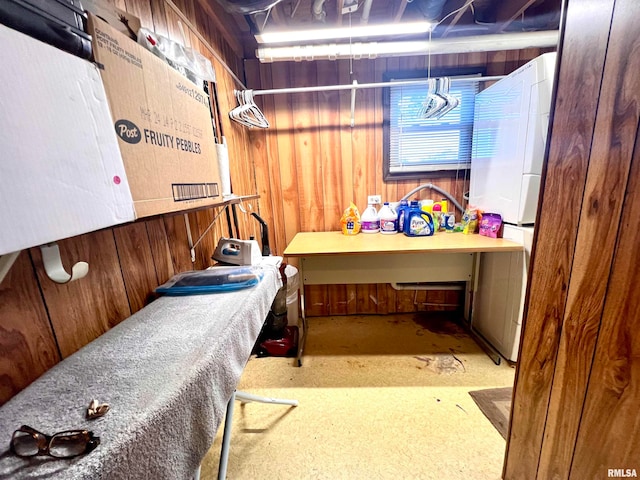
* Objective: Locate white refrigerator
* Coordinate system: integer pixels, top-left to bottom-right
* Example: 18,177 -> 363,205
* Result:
469,52 -> 556,362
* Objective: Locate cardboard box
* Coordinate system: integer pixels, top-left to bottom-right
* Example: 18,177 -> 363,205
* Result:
0,24 -> 135,256
87,14 -> 221,218
81,0 -> 141,42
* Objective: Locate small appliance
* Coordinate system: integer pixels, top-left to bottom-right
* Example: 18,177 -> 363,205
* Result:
212,237 -> 262,266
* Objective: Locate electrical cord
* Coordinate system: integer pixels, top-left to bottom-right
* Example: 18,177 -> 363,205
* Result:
433,0 -> 476,29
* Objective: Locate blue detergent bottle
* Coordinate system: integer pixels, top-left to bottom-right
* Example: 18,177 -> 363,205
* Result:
396,200 -> 409,233
404,201 -> 434,237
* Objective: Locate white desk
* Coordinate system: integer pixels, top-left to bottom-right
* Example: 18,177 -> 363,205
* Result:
284,231 -> 524,365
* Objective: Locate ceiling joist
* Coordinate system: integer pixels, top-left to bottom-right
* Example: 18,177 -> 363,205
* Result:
491,0 -> 538,33
394,0 -> 409,23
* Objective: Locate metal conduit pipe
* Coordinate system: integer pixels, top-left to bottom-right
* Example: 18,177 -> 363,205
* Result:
390,282 -> 465,291
360,0 -> 373,24
415,0 -> 448,22
400,183 -> 465,214
312,0 -> 326,21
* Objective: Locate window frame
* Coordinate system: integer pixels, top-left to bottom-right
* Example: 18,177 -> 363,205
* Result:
382,66 -> 486,182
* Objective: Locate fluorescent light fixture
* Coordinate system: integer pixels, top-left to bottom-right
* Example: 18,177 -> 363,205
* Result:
256,31 -> 560,63
255,21 -> 433,44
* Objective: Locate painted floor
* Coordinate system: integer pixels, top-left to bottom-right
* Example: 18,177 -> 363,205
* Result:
201,312 -> 515,480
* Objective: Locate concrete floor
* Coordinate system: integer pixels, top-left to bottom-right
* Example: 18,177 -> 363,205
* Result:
202,312 -> 515,479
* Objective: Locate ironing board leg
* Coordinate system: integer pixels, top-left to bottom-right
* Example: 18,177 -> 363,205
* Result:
235,390 -> 299,406
218,391 -> 236,480
217,390 -> 298,479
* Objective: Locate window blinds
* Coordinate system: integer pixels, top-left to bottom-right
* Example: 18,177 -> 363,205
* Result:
389,79 -> 479,174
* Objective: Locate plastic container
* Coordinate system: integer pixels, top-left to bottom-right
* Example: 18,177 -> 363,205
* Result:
404,201 -> 434,237
379,202 -> 397,234
443,211 -> 456,232
420,199 -> 434,213
284,264 -> 299,326
432,202 -> 443,231
361,203 -> 380,233
404,201 -> 419,233
396,200 -> 409,233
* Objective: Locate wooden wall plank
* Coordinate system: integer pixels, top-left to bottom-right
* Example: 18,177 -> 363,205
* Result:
0,252 -> 60,406
245,61 -> 276,251
352,57 -> 379,315
145,217 -> 175,284
163,214 -> 195,273
317,60 -> 345,234
271,62 -> 302,251
113,222 -> 160,313
31,231 -> 132,358
124,0 -> 154,29
290,62 -> 324,233
504,0 -> 615,477
569,121 -> 640,479
317,60 -> 348,315
537,0 -> 640,476
256,61 -> 287,256
149,0 -> 170,37
163,0 -> 191,46
336,59 -> 358,315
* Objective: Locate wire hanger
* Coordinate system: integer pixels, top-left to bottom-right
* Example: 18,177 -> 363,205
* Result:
229,89 -> 270,128
419,28 -> 459,119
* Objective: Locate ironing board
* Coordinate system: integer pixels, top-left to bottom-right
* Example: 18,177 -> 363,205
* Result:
0,263 -> 293,479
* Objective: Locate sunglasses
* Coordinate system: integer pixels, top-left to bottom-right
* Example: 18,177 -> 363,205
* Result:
10,425 -> 100,459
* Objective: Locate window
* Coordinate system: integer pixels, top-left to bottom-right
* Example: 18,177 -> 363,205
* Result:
383,68 -> 484,181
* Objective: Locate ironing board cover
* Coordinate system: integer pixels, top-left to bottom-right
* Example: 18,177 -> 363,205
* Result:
0,264 -> 281,479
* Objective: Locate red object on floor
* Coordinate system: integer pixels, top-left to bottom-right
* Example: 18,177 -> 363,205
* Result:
258,326 -> 298,357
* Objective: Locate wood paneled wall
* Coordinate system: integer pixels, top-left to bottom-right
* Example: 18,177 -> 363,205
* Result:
505,0 -> 640,476
244,49 -> 550,316
0,0 -> 260,406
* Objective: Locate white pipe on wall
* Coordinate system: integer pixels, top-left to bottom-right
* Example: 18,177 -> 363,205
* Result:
391,282 -> 465,291
256,30 -> 559,62
360,0 -> 373,24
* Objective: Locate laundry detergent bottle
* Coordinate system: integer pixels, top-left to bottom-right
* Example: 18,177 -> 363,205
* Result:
379,202 -> 397,234
396,200 -> 409,233
360,202 -> 380,233
404,201 -> 434,237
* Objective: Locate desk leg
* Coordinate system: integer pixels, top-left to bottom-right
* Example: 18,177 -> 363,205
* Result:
468,252 -> 502,366
464,252 -> 481,323
296,261 -> 307,367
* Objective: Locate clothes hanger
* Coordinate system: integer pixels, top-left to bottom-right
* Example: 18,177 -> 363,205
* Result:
434,77 -> 459,119
229,89 -> 270,128
421,78 -> 447,119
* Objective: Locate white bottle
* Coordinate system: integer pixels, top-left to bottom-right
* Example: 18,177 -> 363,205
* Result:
360,203 -> 380,233
379,202 -> 397,234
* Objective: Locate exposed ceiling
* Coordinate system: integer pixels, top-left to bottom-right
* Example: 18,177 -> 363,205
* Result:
211,0 -> 563,60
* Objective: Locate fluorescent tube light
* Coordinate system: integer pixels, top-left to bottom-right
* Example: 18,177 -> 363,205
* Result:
255,31 -> 560,63
255,21 -> 433,44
